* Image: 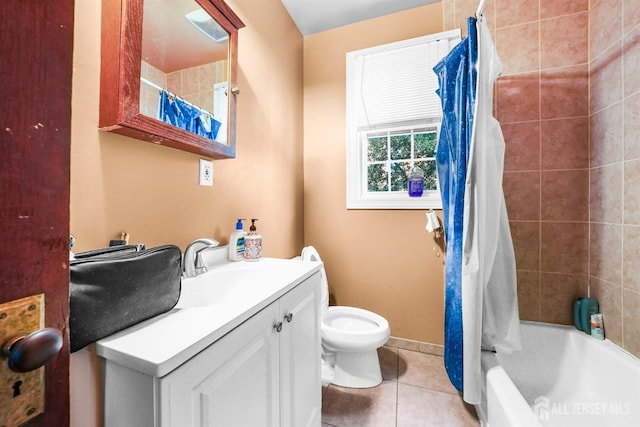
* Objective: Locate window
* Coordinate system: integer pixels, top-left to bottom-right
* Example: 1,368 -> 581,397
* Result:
365,126 -> 438,192
346,30 -> 460,209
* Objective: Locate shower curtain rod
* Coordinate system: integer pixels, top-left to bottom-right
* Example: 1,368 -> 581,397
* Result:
140,77 -> 163,91
141,77 -> 215,119
476,0 -> 487,17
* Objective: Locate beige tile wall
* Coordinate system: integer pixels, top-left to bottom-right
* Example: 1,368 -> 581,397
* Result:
139,60 -> 228,119
167,60 -> 227,113
443,0 -> 640,357
140,61 -> 167,118
589,0 -> 640,356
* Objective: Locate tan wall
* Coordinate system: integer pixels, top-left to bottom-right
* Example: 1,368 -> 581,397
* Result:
303,2 -> 446,344
71,0 -> 303,256
69,0 -> 303,424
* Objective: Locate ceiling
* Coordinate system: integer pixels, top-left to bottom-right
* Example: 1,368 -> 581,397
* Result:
142,0 -> 228,73
280,0 -> 440,36
142,0 -> 441,73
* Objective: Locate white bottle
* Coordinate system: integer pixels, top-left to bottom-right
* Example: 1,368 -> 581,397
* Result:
228,219 -> 246,261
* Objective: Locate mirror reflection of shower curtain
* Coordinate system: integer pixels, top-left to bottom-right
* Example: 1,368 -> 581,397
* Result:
435,16 -> 520,405
157,89 -> 221,141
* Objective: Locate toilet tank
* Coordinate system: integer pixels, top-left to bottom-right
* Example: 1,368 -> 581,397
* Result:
301,246 -> 329,311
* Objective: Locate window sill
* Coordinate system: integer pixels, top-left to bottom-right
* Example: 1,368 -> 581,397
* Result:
347,191 -> 442,210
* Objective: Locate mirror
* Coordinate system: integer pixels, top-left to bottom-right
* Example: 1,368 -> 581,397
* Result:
99,0 -> 244,159
140,0 -> 230,144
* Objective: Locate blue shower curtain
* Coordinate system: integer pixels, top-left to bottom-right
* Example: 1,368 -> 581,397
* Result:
434,16 -> 478,395
434,15 -> 521,405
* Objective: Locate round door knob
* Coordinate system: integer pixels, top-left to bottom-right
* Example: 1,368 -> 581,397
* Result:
2,328 -> 63,373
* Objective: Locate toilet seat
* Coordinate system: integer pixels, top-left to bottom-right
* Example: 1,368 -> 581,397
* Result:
322,306 -> 390,352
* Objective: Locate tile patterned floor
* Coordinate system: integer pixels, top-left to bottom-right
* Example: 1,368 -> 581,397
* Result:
321,347 -> 480,427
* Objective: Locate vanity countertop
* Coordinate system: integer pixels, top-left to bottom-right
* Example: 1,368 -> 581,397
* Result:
95,258 -> 322,378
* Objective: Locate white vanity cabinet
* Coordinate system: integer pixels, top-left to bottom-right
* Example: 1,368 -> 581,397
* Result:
278,273 -> 322,427
158,301 -> 281,427
99,260 -> 322,427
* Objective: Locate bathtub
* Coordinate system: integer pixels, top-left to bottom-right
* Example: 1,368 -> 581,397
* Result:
475,321 -> 640,427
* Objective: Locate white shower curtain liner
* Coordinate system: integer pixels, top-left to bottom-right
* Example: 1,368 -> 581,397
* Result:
461,15 -> 521,405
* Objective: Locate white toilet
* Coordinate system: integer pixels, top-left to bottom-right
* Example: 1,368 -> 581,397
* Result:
302,246 -> 390,388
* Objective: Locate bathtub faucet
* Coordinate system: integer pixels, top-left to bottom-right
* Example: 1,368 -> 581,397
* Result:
183,238 -> 219,278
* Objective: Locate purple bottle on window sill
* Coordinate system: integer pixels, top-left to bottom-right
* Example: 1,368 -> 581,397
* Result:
408,165 -> 424,197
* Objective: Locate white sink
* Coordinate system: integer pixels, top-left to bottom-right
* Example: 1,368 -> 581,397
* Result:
175,269 -> 269,308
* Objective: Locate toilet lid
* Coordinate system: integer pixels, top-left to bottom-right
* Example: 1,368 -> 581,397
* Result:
301,246 -> 329,310
324,310 -> 379,332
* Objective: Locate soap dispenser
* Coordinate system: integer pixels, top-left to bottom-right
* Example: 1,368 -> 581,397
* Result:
228,218 -> 246,262
244,219 -> 262,261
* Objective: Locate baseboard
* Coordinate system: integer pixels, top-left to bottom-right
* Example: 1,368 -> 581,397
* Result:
386,336 -> 444,356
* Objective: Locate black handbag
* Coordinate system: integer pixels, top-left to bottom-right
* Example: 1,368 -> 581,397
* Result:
69,244 -> 182,353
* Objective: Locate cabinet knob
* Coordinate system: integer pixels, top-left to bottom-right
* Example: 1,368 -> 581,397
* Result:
230,86 -> 240,96
274,322 -> 283,333
2,328 -> 63,373
284,313 -> 293,323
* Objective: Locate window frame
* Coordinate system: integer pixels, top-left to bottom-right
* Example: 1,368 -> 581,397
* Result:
346,30 -> 460,210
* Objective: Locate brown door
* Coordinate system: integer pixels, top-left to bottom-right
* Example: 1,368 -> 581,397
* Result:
1,1 -> 74,425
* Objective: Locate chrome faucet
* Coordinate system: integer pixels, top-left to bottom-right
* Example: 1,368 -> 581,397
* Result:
183,238 -> 219,278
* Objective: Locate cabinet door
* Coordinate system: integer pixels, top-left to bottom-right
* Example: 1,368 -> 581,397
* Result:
279,273 -> 322,427
160,302 -> 280,427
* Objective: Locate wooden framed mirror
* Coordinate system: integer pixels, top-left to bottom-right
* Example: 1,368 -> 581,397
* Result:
99,0 -> 244,159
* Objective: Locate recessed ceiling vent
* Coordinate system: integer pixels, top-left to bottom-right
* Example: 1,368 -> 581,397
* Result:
185,9 -> 228,43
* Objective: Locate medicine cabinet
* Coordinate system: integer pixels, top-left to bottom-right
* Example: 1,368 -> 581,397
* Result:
99,0 -> 244,159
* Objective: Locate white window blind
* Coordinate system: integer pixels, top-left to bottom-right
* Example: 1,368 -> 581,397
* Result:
346,30 -> 461,210
351,30 -> 461,132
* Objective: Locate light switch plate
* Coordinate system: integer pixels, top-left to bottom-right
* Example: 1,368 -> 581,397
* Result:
199,159 -> 213,186
0,294 -> 45,427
